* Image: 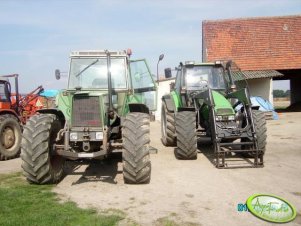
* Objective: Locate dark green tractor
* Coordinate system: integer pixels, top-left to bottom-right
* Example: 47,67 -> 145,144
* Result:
21,50 -> 157,184
161,60 -> 267,168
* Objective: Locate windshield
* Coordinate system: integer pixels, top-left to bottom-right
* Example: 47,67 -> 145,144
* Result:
0,83 -> 9,102
68,58 -> 127,89
185,66 -> 226,90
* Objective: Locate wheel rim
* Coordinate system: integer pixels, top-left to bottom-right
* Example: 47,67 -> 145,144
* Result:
1,126 -> 15,149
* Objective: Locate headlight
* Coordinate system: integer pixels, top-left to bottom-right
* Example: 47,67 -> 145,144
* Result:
95,132 -> 103,140
228,115 -> 235,121
215,115 -> 235,121
70,132 -> 78,140
215,116 -> 223,121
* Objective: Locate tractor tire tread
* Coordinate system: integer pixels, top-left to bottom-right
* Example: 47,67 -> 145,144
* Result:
21,114 -> 64,184
122,112 -> 151,184
161,103 -> 176,146
175,111 -> 197,160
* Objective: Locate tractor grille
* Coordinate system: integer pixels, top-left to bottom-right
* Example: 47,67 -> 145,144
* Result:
72,96 -> 102,127
216,108 -> 234,115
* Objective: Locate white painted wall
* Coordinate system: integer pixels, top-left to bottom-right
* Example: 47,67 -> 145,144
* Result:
155,78 -> 175,121
247,78 -> 273,104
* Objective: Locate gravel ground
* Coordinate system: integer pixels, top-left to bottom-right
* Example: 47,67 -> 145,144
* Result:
1,112 -> 301,225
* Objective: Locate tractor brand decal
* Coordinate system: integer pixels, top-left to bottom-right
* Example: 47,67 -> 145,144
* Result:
246,194 -> 296,223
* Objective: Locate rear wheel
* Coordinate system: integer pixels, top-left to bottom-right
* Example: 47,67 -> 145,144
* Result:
0,115 -> 22,161
21,114 -> 65,184
122,112 -> 151,184
161,102 -> 176,146
175,111 -> 197,160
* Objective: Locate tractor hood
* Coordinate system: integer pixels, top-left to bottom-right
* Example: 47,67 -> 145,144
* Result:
211,90 -> 235,116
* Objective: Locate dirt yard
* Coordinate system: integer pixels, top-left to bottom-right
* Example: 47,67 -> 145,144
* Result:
1,112 -> 301,226
274,98 -> 290,109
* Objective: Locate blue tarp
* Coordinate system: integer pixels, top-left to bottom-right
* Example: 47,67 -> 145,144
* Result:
250,96 -> 278,120
40,89 -> 59,98
235,96 -> 278,120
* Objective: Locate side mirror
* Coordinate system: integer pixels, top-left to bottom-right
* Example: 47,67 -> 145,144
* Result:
55,69 -> 61,80
170,82 -> 175,92
164,68 -> 172,78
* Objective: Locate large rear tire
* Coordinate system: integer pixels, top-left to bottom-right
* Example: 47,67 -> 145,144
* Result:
122,112 -> 151,184
0,115 -> 22,161
161,102 -> 176,146
175,111 -> 197,160
252,110 -> 267,155
21,114 -> 65,184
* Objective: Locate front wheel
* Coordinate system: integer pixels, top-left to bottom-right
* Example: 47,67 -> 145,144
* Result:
122,113 -> 151,184
21,114 -> 65,184
241,110 -> 267,158
0,115 -> 22,161
175,111 -> 197,160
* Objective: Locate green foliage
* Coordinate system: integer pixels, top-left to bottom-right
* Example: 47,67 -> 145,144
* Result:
0,173 -> 123,226
273,89 -> 290,98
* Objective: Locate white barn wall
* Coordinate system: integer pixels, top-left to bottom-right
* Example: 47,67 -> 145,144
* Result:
155,78 -> 175,121
247,78 -> 273,104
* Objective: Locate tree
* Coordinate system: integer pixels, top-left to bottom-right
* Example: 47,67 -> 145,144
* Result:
273,89 -> 290,98
273,90 -> 285,98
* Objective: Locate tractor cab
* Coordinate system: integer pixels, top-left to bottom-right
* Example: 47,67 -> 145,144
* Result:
0,78 -> 11,106
56,50 -> 157,123
170,61 -> 230,110
182,62 -> 226,91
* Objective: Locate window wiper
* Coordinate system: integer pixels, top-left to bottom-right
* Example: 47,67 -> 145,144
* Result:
75,59 -> 99,77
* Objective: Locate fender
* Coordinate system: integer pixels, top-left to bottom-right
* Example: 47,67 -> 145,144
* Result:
0,109 -> 20,122
37,108 -> 66,125
162,94 -> 176,112
128,103 -> 149,114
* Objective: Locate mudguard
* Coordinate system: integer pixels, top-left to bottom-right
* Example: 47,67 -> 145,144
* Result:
37,108 -> 66,125
162,94 -> 176,112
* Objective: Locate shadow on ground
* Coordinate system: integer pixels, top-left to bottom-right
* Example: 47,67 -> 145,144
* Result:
196,137 -> 258,168
64,152 -> 123,185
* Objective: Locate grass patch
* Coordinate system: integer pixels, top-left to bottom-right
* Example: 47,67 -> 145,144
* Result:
154,214 -> 201,226
155,217 -> 180,226
0,173 -> 123,226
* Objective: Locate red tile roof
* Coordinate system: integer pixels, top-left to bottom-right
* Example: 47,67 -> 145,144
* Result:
202,15 -> 301,71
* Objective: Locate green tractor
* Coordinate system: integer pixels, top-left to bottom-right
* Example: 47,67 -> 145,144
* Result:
161,60 -> 267,168
21,50 -> 157,184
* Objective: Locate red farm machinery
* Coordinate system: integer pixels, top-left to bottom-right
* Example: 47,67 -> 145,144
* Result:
0,74 -> 44,160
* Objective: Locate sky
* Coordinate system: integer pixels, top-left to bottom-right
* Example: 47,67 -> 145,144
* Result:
1,0 -> 300,92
